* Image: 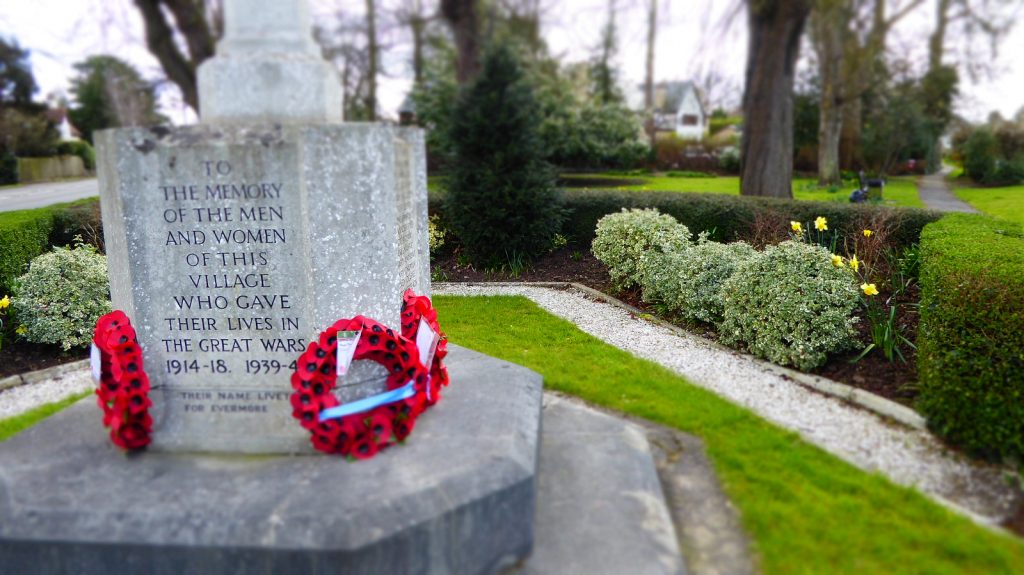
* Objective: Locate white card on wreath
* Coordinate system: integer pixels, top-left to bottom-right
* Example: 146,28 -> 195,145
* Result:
336,329 -> 362,377
90,343 -> 102,383
416,318 -> 440,370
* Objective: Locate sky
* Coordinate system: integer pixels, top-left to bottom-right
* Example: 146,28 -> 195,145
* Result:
0,0 -> 1021,125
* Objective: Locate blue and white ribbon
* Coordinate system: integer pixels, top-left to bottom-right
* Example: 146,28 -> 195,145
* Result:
319,380 -> 418,421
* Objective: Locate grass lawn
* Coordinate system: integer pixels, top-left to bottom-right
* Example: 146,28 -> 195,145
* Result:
435,295 -> 1024,575
0,391 -> 90,442
954,185 -> 1024,225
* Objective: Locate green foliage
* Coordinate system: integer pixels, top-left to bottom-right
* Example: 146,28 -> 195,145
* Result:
917,214 -> 1024,462
718,147 -> 740,173
0,36 -> 37,106
427,214 -> 446,256
0,150 -> 17,184
13,243 -> 111,350
0,207 -> 55,294
56,140 -> 95,171
862,80 -> 941,175
856,301 -> 915,363
961,127 -> 1000,183
641,235 -> 757,324
540,98 -> 648,170
719,241 -> 860,371
708,115 -> 742,136
591,208 -> 691,290
69,55 -> 166,144
442,45 -> 564,267
49,198 -> 103,250
0,106 -> 59,157
436,295 -> 1024,574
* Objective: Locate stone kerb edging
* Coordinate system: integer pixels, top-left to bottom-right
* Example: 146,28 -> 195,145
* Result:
0,359 -> 90,393
435,281 -> 928,432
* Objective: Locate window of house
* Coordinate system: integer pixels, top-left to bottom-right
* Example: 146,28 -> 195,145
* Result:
681,114 -> 699,126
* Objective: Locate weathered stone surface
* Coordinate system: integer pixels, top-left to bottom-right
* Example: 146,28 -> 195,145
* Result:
95,123 -> 430,453
0,345 -> 542,575
197,0 -> 342,124
519,394 -> 686,575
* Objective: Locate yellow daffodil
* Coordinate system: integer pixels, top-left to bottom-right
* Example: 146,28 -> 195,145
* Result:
863,229 -> 873,237
831,254 -> 844,267
814,216 -> 828,231
790,221 -> 803,233
861,283 -> 879,296
850,255 -> 859,272
15,326 -> 27,335
0,295 -> 8,310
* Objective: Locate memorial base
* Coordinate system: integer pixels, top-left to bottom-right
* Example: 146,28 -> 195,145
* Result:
0,346 -> 542,575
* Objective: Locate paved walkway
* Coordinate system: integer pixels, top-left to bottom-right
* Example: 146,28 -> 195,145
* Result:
918,167 -> 979,213
0,178 -> 98,212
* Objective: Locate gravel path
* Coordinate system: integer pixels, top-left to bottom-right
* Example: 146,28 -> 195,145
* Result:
0,369 -> 93,420
434,283 -> 1020,525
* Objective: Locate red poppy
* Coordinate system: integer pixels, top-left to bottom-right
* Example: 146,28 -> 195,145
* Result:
392,416 -> 415,442
114,421 -> 151,450
350,433 -> 379,460
367,409 -> 393,443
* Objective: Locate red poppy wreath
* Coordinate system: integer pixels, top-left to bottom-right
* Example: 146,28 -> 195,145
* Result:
92,310 -> 153,450
290,290 -> 449,459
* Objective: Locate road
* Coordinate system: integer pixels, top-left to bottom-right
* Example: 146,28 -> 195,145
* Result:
0,179 -> 99,212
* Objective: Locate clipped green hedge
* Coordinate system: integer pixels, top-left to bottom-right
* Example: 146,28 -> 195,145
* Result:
0,207 -> 55,295
429,190 -> 940,250
917,214 -> 1024,462
0,198 -> 102,295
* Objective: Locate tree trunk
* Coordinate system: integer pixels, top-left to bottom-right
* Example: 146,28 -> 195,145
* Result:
811,2 -> 845,185
644,0 -> 657,151
410,1 -> 425,86
928,0 -> 951,73
839,90 -> 862,169
740,0 -> 812,198
441,0 -> 480,84
135,0 -> 205,111
366,0 -> 378,120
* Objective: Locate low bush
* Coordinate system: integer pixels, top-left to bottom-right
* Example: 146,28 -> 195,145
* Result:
12,243 -> 111,350
591,208 -> 690,290
50,199 -> 104,251
642,235 -> 757,324
916,214 -> 1024,462
719,241 -> 860,371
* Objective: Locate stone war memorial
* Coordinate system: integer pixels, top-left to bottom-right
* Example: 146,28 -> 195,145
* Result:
0,0 -> 543,572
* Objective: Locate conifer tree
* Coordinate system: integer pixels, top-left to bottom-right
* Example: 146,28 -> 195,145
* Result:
443,44 -> 563,268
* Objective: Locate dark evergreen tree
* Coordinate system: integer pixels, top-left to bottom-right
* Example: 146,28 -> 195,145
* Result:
443,44 -> 563,268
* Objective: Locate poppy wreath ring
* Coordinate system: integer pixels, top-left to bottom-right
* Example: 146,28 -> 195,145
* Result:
93,310 -> 153,450
290,316 -> 431,459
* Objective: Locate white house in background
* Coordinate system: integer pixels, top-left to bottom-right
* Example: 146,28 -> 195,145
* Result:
645,81 -> 708,141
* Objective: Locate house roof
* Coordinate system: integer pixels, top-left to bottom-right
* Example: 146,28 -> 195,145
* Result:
637,81 -> 706,118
